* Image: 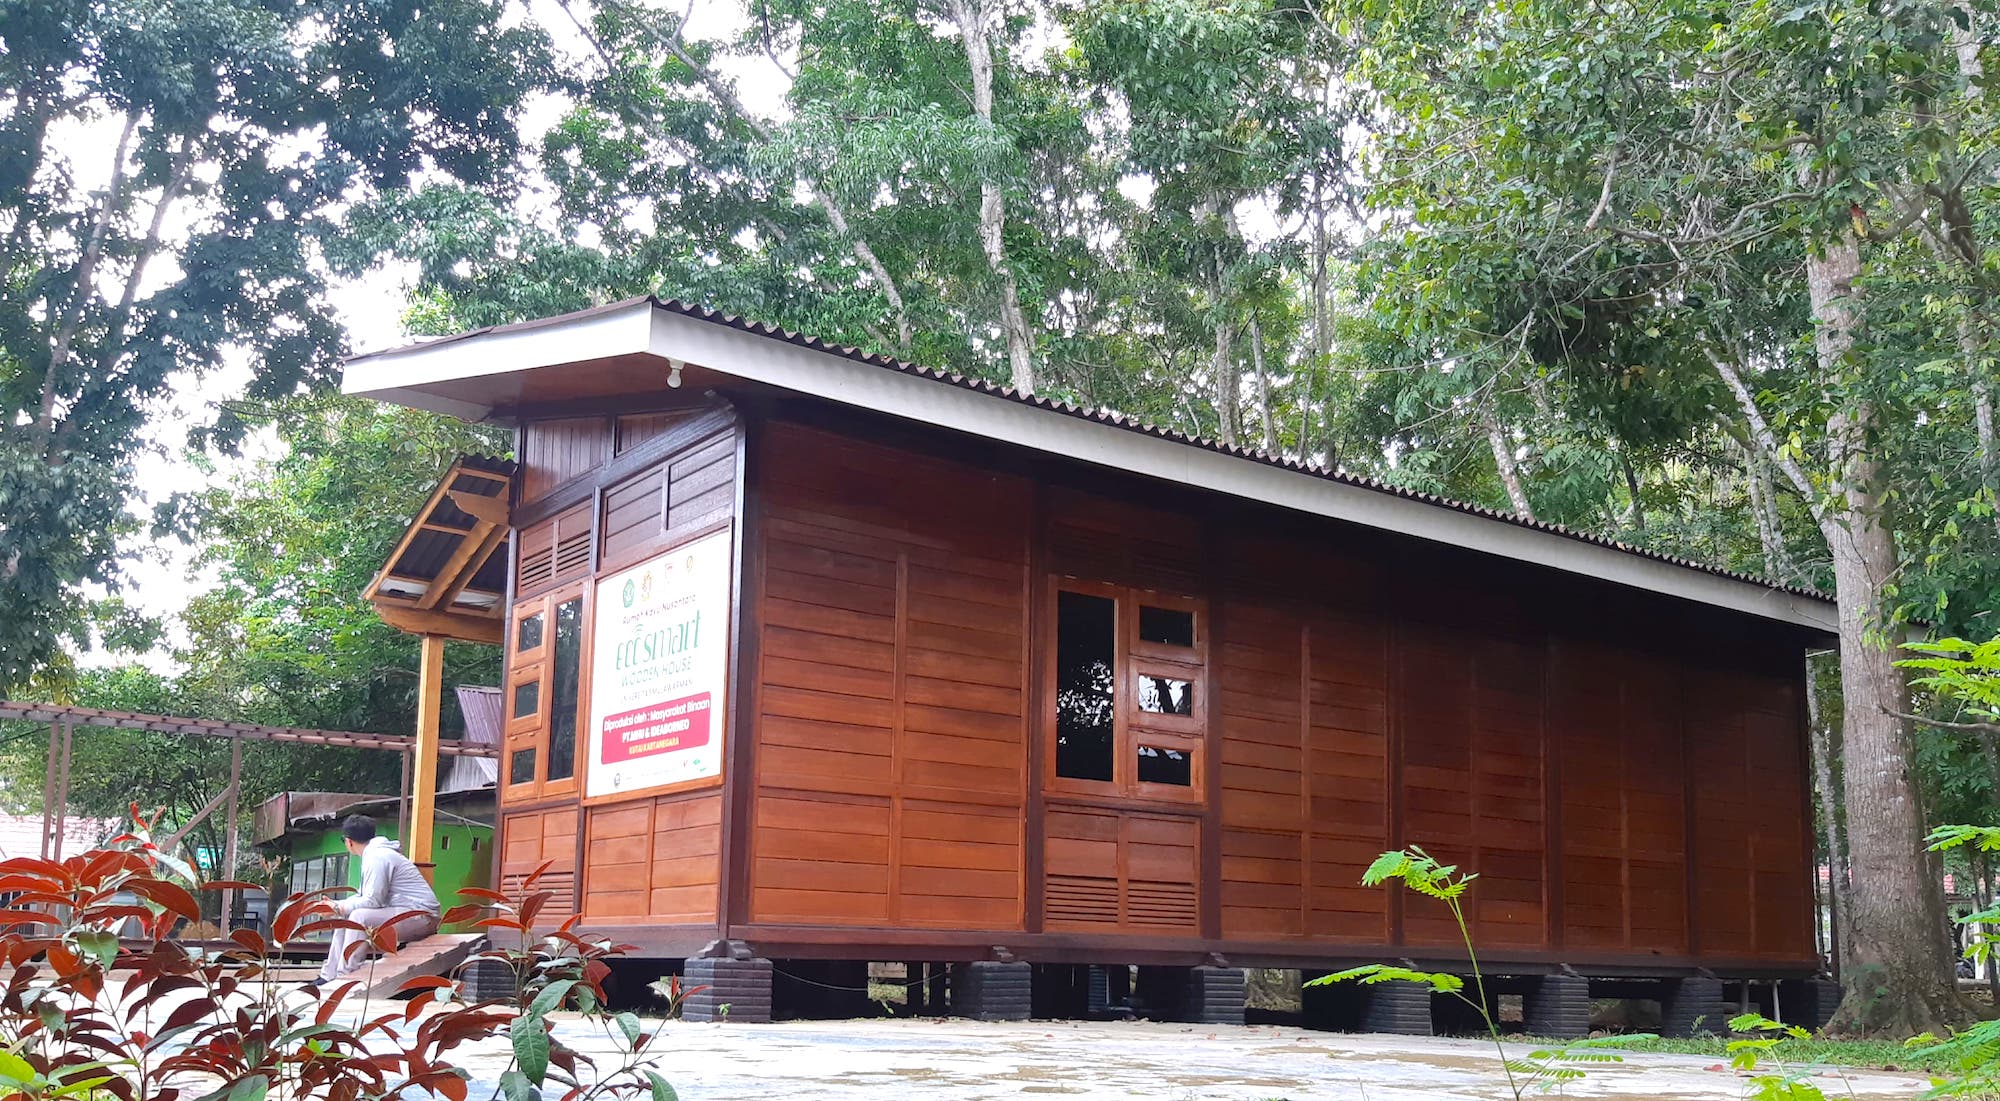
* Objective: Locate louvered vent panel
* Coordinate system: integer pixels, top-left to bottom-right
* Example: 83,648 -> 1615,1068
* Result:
1045,874 -> 1119,926
552,530 -> 592,580
1126,880 -> 1198,929
517,546 -> 555,590
501,869 -> 577,917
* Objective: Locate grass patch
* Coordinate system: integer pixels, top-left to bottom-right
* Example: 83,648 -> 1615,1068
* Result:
1517,1034 -> 1953,1074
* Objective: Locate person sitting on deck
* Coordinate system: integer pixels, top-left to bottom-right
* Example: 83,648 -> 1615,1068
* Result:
314,814 -> 441,986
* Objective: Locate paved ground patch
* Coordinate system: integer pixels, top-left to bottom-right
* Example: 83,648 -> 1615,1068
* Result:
448,1018 -> 1932,1099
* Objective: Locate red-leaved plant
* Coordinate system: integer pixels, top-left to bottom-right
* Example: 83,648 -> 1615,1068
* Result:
0,807 -> 688,1101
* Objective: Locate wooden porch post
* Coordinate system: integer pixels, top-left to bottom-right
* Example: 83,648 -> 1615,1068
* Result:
411,634 -> 445,877
219,735 -> 241,932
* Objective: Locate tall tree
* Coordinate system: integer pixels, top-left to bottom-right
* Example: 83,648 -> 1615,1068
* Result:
0,0 -> 552,690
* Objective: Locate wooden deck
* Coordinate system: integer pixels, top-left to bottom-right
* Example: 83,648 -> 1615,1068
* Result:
258,933 -> 487,999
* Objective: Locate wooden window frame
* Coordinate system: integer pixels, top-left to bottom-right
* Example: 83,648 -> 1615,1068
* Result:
502,582 -> 591,804
1045,580 -> 1207,807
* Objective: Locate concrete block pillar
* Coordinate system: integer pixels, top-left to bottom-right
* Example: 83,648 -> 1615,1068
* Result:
682,957 -> 773,1023
1661,976 -> 1728,1037
1185,967 -> 1247,1025
1777,978 -> 1841,1033
1361,981 -> 1433,1036
1523,974 -> 1591,1039
953,960 -> 1032,1021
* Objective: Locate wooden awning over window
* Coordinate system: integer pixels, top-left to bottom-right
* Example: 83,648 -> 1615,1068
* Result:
365,454 -> 515,644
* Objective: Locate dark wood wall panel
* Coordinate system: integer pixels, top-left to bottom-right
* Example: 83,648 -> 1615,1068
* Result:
1551,644 -> 1689,954
1217,532 -> 1394,946
598,427 -> 736,572
1044,805 -> 1199,931
1688,667 -> 1811,961
521,417 -> 612,502
746,423 -> 1031,931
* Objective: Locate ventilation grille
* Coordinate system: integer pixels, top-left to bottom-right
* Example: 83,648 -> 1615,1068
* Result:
1126,880 -> 1198,929
1046,874 -> 1119,925
554,530 -> 591,576
501,869 -> 577,919
517,528 -> 592,592
518,546 -> 555,590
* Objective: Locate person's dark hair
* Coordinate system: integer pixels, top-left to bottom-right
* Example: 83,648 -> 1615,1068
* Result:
341,815 -> 377,844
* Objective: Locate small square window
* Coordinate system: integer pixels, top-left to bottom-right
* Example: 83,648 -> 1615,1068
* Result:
517,612 -> 545,652
1138,674 -> 1195,716
1139,606 -> 1195,648
1137,744 -> 1193,786
512,680 -> 540,719
509,748 -> 537,785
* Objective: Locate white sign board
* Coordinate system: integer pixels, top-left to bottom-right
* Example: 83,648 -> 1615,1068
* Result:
584,529 -> 732,799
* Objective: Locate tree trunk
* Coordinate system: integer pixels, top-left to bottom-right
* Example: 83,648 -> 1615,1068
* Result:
1481,410 -> 1534,519
1807,658 -> 1851,980
1213,314 -> 1239,447
1813,231 -> 1971,1036
1249,313 -> 1276,453
38,110 -> 136,446
949,0 -> 1035,393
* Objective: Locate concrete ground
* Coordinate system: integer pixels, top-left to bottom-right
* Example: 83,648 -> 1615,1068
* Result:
449,1017 -> 1934,1100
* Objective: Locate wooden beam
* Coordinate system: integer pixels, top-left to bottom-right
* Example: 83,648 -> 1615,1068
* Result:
0,703 -> 496,757
447,489 -> 510,526
370,602 -> 504,645
220,736 -> 241,933
410,635 -> 445,876
418,522 -> 507,611
51,721 -> 71,860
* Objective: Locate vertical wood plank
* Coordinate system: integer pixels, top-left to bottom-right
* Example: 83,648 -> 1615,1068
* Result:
720,416 -> 759,936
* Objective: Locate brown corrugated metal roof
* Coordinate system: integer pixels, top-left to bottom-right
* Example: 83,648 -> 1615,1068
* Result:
353,296 -> 1828,604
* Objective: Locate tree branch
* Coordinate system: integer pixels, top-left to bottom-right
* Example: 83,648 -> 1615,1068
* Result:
1886,706 -> 2000,736
1705,349 -> 1825,528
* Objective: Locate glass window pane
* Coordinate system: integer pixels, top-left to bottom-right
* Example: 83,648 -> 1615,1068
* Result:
511,680 -> 539,719
1137,674 -> 1195,716
1139,606 -> 1195,648
1137,744 -> 1193,786
517,612 -> 544,652
1055,591 -> 1116,782
547,597 -> 583,782
509,748 -> 536,786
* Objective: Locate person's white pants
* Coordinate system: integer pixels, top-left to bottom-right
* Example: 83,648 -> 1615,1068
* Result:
319,907 -> 439,983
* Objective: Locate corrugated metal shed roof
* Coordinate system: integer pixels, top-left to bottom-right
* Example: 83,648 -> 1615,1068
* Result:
354,296 -> 1825,603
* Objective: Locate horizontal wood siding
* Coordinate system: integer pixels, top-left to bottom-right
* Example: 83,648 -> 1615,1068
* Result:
500,806 -> 580,923
1209,527 -> 1809,966
747,423 -> 1030,931
582,791 -> 722,924
599,426 -> 736,572
1688,666 -> 1812,962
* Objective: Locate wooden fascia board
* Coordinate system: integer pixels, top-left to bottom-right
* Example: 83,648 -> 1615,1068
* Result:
369,600 -> 504,645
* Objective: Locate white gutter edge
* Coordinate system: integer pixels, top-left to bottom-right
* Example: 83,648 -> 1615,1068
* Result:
338,300 -> 1838,634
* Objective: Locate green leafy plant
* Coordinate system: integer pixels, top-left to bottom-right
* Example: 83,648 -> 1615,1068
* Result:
1306,847 -> 1654,1099
1722,1013 -> 1850,1100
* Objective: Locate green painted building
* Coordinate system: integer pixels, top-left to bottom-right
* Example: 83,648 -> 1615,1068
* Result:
252,789 -> 494,932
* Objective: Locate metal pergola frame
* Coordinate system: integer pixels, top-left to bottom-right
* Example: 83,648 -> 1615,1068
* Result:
0,702 -> 497,933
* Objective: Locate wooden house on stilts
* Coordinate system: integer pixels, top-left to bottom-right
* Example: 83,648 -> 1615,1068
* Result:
348,297 -> 1839,1034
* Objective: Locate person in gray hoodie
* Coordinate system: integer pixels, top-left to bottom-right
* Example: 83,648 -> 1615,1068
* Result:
315,814 -> 441,985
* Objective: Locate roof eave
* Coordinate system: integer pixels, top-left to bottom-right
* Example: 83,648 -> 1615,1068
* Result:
341,299 -> 1838,635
